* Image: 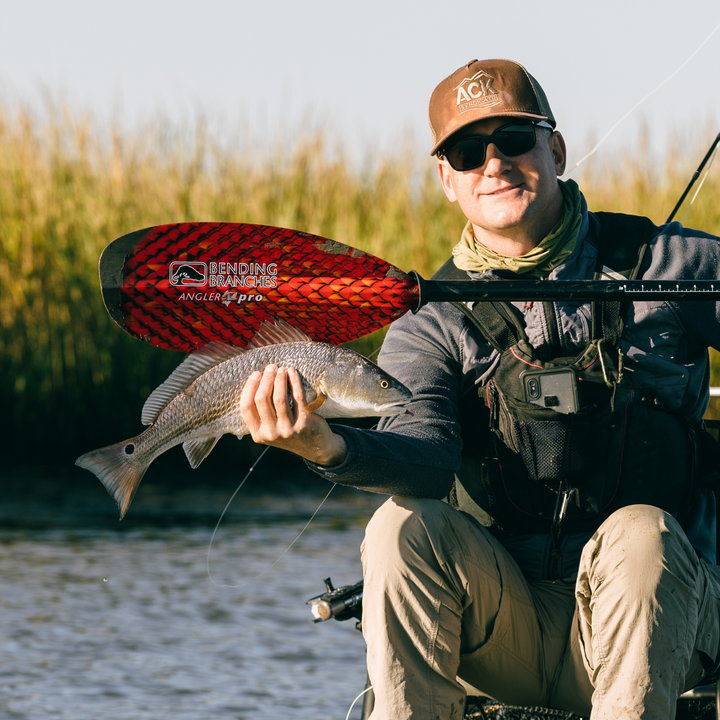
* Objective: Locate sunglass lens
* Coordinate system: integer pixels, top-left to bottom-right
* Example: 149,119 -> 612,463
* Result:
446,138 -> 486,172
494,125 -> 536,157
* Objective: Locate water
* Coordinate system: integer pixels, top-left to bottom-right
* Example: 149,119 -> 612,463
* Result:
0,491 -> 382,720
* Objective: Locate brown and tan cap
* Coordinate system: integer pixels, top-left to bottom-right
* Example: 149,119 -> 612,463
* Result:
429,58 -> 555,156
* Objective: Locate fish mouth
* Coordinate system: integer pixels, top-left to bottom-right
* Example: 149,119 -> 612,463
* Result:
373,400 -> 411,415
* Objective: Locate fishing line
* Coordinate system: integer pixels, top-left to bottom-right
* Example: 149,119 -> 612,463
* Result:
206,445 -> 337,587
565,19 -> 720,175
345,685 -> 373,720
253,483 -> 336,580
206,445 -> 270,588
679,142 -> 719,223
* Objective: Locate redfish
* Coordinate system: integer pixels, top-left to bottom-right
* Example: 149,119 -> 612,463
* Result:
76,319 -> 411,518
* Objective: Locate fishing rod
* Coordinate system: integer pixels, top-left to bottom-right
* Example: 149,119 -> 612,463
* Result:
100,222 -> 720,352
666,131 -> 720,224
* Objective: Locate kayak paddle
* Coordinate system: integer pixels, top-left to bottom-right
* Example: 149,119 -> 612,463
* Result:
100,222 -> 720,352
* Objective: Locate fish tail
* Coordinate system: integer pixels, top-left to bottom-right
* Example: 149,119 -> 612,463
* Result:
75,439 -> 148,519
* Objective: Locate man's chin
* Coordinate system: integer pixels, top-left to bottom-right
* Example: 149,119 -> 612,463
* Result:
473,213 -> 530,237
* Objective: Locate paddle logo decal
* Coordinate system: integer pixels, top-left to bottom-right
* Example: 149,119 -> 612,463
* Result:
170,259 -> 278,307
455,70 -> 499,114
206,261 -> 278,288
177,292 -> 223,302
170,260 -> 278,297
176,290 -> 265,305
169,262 -> 208,287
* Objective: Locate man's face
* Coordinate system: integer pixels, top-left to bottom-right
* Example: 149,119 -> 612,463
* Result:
436,117 -> 567,245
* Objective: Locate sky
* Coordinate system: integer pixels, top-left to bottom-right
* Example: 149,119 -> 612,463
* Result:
1,1 -> 719,172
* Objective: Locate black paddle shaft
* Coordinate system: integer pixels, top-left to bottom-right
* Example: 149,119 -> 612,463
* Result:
413,274 -> 720,309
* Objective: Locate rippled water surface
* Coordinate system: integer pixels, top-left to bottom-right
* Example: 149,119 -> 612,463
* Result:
0,491 -> 381,720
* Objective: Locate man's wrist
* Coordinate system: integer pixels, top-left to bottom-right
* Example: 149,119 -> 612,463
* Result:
310,432 -> 349,467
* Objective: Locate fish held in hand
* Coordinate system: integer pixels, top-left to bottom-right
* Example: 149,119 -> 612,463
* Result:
75,318 -> 412,518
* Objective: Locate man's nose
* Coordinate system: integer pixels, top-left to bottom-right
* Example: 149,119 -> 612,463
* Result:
483,142 -> 512,175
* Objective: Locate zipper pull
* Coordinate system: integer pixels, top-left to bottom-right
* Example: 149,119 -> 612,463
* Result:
552,478 -> 572,529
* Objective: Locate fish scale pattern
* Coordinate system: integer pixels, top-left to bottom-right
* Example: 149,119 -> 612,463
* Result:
111,222 -> 418,352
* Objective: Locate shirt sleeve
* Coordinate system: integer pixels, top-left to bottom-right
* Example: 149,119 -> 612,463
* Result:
305,302 -> 478,498
647,222 -> 720,352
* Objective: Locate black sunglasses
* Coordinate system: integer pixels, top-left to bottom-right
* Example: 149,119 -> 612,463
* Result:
441,121 -> 553,172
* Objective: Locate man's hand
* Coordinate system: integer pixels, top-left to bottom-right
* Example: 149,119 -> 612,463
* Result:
239,364 -> 348,467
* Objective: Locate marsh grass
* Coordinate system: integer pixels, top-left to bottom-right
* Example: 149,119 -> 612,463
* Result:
0,104 -> 719,462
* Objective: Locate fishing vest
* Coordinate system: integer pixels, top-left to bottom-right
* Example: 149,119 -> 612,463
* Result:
438,212 -> 695,536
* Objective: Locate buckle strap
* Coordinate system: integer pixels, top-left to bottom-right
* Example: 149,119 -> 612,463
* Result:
452,300 -> 528,354
591,211 -> 656,344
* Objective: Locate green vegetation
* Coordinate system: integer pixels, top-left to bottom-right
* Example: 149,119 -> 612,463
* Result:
1,104 -> 719,465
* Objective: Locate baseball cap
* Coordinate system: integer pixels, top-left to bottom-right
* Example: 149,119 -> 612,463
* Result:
428,58 -> 556,156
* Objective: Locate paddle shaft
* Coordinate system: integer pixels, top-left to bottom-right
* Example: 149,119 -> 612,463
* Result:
414,275 -> 720,306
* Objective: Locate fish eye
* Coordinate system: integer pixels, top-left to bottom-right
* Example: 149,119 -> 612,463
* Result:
379,379 -> 389,389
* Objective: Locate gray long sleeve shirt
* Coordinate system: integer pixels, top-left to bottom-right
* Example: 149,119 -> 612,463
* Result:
308,196 -> 720,579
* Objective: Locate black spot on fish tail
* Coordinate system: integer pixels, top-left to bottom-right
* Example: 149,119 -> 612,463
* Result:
75,439 -> 148,519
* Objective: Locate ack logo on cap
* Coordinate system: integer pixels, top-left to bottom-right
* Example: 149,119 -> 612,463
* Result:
455,71 -> 500,114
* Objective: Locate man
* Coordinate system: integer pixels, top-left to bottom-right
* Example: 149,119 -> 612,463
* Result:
240,59 -> 720,720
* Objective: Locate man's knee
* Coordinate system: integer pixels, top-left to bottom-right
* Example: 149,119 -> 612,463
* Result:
362,496 -> 512,607
362,496 -> 457,570
581,504 -> 698,591
597,503 -> 670,546
595,504 -> 690,551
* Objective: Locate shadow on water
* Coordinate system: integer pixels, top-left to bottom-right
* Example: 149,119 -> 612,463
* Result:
4,435 -> 380,529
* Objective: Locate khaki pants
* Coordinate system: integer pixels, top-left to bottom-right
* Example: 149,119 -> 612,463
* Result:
361,499 -> 720,720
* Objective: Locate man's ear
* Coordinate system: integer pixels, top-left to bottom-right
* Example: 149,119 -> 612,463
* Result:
436,158 -> 458,203
550,132 -> 567,176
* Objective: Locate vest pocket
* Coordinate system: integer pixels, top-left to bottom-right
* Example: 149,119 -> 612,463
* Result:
488,377 -> 610,488
465,380 -> 692,534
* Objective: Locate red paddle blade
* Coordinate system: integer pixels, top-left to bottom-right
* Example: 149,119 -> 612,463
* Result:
100,222 -> 419,352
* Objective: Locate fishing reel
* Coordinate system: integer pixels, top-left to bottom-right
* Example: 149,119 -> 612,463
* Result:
307,577 -> 364,625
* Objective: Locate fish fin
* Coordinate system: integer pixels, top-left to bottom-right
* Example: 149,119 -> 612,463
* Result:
75,439 -> 148,519
246,318 -> 312,348
183,436 -> 221,469
304,393 -> 326,413
141,342 -> 246,425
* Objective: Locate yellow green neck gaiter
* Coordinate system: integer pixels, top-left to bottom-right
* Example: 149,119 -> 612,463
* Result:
452,179 -> 582,277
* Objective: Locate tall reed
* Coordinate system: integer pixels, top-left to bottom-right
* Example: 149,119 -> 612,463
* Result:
0,104 -> 718,463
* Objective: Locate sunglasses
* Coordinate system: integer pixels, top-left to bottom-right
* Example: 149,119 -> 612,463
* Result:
441,121 -> 554,172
